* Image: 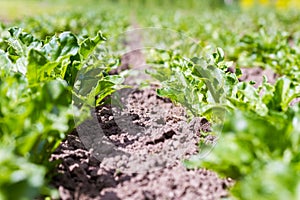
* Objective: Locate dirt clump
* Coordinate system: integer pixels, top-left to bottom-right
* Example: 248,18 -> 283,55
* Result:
51,86 -> 232,199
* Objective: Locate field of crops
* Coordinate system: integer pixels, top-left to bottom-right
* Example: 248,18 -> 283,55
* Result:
1,0 -> 300,199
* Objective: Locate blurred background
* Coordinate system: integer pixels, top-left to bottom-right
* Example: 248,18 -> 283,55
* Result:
0,0 -> 300,21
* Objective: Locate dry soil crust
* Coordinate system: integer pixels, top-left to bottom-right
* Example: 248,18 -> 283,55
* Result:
51,86 -> 232,200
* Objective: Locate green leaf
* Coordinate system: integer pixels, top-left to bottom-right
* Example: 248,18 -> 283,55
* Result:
43,32 -> 79,61
80,31 -> 106,59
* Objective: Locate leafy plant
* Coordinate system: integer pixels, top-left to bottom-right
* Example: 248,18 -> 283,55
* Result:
0,147 -> 47,200
185,103 -> 300,200
235,27 -> 300,81
148,43 -> 300,199
0,27 -> 123,199
147,47 -> 240,121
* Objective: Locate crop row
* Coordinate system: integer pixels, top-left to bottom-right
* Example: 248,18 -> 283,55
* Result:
144,6 -> 300,199
0,9 -> 131,199
1,2 -> 300,199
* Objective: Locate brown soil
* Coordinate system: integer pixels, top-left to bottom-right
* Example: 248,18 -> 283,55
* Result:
51,86 -> 232,200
